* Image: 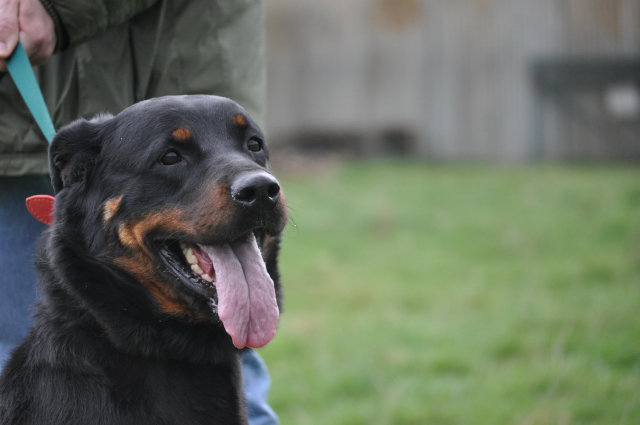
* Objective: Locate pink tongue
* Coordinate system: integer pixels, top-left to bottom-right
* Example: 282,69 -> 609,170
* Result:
199,234 -> 279,349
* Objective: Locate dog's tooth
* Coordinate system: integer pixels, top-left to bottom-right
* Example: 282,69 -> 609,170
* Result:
187,255 -> 198,265
185,248 -> 198,265
191,264 -> 204,274
179,241 -> 187,250
202,274 -> 213,282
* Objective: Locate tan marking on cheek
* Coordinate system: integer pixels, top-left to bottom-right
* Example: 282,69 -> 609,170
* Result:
195,185 -> 236,229
172,128 -> 191,143
118,223 -> 137,248
149,287 -> 192,316
111,210 -> 208,317
117,210 -> 196,251
114,255 -> 194,317
261,234 -> 272,262
232,114 -> 247,127
277,189 -> 289,230
103,196 -> 123,223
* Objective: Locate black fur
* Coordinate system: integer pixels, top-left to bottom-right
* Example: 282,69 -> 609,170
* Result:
0,96 -> 287,425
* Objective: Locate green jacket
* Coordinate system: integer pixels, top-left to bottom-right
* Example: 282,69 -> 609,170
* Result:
0,0 -> 265,176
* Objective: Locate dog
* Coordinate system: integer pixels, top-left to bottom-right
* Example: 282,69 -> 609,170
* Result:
0,95 -> 288,424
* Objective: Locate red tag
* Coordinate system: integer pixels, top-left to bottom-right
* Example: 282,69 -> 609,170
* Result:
26,195 -> 55,226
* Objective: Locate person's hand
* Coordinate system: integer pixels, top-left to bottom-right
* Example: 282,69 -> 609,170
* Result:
0,0 -> 55,71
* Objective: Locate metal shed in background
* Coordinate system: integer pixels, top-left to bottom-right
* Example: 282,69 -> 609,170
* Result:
265,0 -> 640,161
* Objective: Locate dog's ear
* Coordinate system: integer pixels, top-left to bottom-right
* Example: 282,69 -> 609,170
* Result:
49,115 -> 111,194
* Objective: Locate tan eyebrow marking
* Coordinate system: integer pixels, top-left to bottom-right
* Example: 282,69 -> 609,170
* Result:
233,114 -> 247,127
172,128 -> 191,143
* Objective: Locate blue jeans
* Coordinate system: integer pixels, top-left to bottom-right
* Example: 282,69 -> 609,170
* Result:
0,176 -> 278,425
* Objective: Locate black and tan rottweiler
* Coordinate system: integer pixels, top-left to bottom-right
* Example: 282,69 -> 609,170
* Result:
0,95 -> 288,425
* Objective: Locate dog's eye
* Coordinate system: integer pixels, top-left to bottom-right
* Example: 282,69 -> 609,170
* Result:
247,139 -> 262,153
159,150 -> 182,165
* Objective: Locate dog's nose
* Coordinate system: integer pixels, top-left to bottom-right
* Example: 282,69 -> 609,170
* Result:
231,172 -> 281,211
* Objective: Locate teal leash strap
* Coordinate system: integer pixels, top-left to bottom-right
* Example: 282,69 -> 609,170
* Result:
6,42 -> 56,143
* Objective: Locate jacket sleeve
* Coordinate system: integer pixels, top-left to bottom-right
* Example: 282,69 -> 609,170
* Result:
40,0 -> 159,51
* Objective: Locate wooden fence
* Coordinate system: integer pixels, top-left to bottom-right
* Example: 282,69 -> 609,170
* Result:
265,0 -> 640,161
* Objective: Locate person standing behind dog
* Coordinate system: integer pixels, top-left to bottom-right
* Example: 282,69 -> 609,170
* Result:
0,0 -> 278,423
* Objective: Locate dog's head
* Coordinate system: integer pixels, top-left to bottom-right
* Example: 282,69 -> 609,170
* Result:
45,95 -> 287,356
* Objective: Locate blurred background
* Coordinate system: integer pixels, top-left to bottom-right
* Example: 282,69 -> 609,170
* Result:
265,0 -> 640,161
259,1 -> 640,424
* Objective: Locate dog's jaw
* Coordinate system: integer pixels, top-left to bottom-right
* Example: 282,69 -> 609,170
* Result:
155,239 -> 219,308
182,241 -> 217,284
155,232 -> 279,349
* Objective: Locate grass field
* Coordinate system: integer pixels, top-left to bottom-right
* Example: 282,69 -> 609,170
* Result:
259,160 -> 640,425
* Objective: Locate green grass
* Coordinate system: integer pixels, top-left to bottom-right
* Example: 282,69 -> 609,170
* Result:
260,161 -> 640,425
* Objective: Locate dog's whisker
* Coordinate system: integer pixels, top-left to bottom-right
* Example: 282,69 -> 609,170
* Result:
286,216 -> 299,233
